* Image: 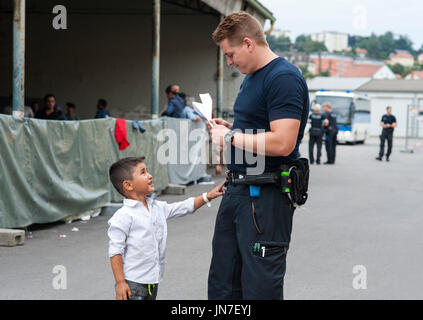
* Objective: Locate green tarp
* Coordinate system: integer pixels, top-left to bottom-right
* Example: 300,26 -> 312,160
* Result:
0,115 -> 169,228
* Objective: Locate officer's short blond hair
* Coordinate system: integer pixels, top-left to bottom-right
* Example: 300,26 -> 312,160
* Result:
313,104 -> 321,112
323,102 -> 332,110
212,12 -> 267,46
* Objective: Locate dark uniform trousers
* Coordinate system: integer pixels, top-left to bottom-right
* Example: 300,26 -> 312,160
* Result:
379,130 -> 393,158
309,132 -> 323,163
325,132 -> 337,163
208,183 -> 294,300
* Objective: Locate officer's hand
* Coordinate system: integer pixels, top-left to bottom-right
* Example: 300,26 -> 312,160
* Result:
210,125 -> 230,146
207,181 -> 226,200
115,282 -> 132,300
213,118 -> 233,129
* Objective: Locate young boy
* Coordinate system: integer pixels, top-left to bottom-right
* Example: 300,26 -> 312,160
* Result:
107,157 -> 225,300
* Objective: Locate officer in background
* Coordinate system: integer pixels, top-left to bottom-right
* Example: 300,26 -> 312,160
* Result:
308,104 -> 327,164
376,106 -> 397,162
322,102 -> 338,164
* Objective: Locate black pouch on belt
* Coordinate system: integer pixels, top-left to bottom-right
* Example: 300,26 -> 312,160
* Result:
280,158 -> 310,206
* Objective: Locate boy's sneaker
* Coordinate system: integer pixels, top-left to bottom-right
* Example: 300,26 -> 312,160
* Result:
386,156 -> 390,162
375,157 -> 382,161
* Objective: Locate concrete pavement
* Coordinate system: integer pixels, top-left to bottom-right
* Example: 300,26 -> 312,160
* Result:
0,137 -> 422,299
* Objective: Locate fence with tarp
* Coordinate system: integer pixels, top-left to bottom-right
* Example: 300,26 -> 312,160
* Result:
0,115 -> 208,228
402,105 -> 423,153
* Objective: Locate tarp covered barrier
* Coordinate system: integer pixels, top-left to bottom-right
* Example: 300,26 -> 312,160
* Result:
0,115 -> 169,228
165,117 -> 208,185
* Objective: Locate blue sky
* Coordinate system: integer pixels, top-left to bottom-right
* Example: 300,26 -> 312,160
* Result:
260,0 -> 423,50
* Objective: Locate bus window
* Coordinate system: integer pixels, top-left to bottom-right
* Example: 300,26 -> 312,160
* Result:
315,96 -> 353,124
355,98 -> 371,112
353,111 -> 371,123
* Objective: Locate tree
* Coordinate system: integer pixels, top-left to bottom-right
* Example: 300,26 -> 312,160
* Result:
351,31 -> 416,60
298,64 -> 315,80
395,35 -> 415,55
388,63 -> 405,76
295,34 -> 309,47
358,34 -> 383,59
378,32 -> 396,58
294,34 -> 327,53
266,35 -> 292,52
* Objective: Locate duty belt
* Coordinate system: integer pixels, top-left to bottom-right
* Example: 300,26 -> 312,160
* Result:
224,158 -> 309,208
226,167 -> 290,186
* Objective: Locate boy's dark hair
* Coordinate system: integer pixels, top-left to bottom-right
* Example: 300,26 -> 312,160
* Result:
66,102 -> 76,109
109,157 -> 145,196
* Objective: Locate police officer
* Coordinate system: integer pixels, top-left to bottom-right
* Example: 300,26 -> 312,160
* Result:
208,12 -> 309,300
376,106 -> 397,162
308,104 -> 326,164
322,102 -> 338,164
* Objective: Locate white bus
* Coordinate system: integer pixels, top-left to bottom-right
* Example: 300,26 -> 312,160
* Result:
313,90 -> 371,144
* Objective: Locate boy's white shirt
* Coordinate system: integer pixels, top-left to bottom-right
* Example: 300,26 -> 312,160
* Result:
108,196 -> 195,284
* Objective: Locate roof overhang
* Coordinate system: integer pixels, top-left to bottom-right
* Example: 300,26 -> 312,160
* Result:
201,0 -> 275,23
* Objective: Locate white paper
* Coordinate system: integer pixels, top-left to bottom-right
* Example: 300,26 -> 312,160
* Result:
192,93 -> 214,127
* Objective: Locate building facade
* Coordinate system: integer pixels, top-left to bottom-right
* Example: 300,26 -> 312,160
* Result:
310,31 -> 349,53
0,0 -> 275,119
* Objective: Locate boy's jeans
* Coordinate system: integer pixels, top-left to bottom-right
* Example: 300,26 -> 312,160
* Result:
115,280 -> 158,300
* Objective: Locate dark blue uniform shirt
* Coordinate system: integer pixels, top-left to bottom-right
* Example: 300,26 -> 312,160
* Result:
324,112 -> 338,134
381,114 -> 397,133
228,57 -> 309,173
309,113 -> 326,135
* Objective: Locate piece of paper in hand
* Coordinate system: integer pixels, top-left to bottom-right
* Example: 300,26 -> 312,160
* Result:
192,93 -> 214,127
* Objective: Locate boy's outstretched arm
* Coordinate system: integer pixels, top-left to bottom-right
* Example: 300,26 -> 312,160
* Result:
193,180 -> 226,210
110,254 -> 132,300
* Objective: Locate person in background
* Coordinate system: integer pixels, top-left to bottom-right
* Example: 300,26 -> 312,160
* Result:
376,106 -> 397,162
161,85 -> 184,118
66,102 -> 79,120
322,102 -> 338,164
2,95 -> 34,118
308,104 -> 326,164
31,100 -> 40,116
182,95 -> 202,122
95,98 -> 111,118
35,94 -> 66,120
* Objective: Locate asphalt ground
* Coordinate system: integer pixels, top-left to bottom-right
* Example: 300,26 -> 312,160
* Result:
0,136 -> 422,299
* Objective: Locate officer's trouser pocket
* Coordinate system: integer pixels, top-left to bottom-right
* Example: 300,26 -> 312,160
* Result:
245,240 -> 288,299
251,241 -> 288,258
249,187 -> 294,242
